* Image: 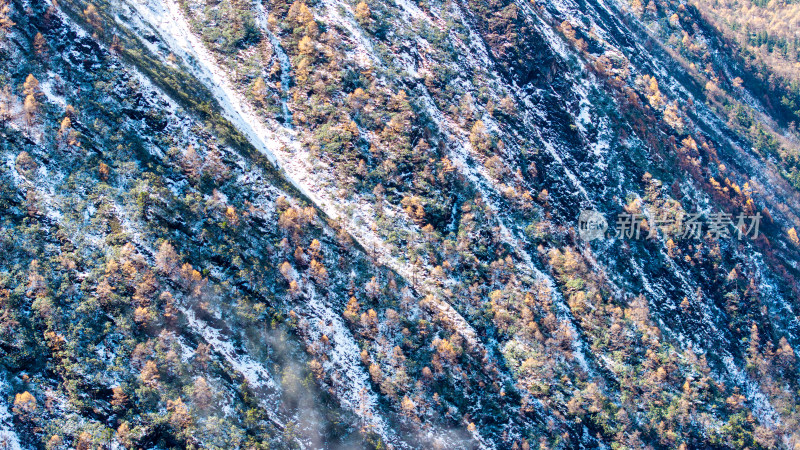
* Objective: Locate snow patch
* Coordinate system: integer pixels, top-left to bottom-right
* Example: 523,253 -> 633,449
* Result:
0,379 -> 22,450
39,79 -> 66,109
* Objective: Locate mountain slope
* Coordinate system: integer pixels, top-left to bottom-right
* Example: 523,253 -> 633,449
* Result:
2,0 -> 800,447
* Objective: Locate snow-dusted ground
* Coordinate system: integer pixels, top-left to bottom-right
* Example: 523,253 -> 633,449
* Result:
119,0 -> 318,203
182,308 -> 279,395
296,286 -> 397,445
117,0 -> 494,364
252,0 -> 293,126
49,0 -> 799,443
180,307 -> 286,426
39,78 -> 67,109
118,0 -> 624,423
318,0 -> 381,68
0,379 -> 23,450
105,2 -> 410,440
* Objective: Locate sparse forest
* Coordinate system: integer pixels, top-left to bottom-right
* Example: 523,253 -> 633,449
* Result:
0,0 -> 799,447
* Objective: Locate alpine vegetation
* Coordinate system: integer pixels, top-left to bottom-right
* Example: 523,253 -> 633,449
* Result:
1,0 -> 800,447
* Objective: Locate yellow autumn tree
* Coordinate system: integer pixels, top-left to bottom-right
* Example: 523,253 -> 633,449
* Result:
252,77 -> 267,105
13,391 -> 36,418
111,386 -> 128,408
116,422 -> 132,448
0,0 -> 15,39
469,120 -> 491,154
789,227 -> 799,247
167,398 -> 192,429
84,4 -> 102,31
33,32 -> 46,56
140,360 -> 160,387
191,377 -> 213,408
58,116 -> 78,147
298,35 -> 314,56
309,259 -> 328,285
355,2 -> 372,27
401,395 -> 418,421
155,241 -> 179,273
287,1 -> 318,38
279,261 -> 294,281
344,296 -> 360,323
23,74 -> 39,97
23,94 -> 37,128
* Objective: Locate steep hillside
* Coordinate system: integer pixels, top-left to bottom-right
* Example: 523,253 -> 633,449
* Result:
1,0 -> 800,447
